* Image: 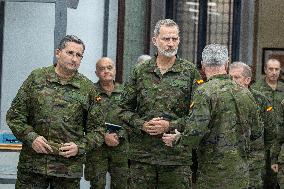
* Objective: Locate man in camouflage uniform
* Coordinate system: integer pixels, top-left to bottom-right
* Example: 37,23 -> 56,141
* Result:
271,99 -> 284,189
84,57 -> 128,189
163,44 -> 262,189
229,62 -> 275,188
252,58 -> 284,188
6,35 -> 104,189
119,19 -> 201,189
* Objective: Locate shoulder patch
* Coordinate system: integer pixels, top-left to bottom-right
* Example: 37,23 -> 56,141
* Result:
95,95 -> 102,102
196,79 -> 204,85
266,106 -> 273,112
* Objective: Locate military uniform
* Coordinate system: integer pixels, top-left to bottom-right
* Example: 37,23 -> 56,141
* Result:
6,66 -> 104,189
252,78 -> 284,188
119,57 -> 201,189
85,82 -> 129,189
178,74 -> 262,189
272,125 -> 284,188
249,89 -> 273,189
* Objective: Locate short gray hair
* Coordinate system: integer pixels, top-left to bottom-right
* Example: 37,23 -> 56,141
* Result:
57,35 -> 85,52
153,19 -> 179,37
202,44 -> 228,67
137,55 -> 151,64
230,61 -> 252,78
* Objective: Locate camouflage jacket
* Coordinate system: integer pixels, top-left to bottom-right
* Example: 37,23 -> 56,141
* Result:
93,82 -> 126,137
119,56 -> 201,165
6,66 -> 104,178
85,82 -> 127,180
251,78 -> 284,135
250,88 -> 274,150
251,78 -> 284,164
271,126 -> 284,164
178,74 -> 262,189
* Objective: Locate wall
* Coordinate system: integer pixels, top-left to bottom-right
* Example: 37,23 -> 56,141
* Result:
67,0 -> 104,82
255,0 -> 284,79
122,0 -> 148,81
1,2 -> 55,130
0,1 -> 117,188
239,0 -> 255,66
67,0 -> 118,82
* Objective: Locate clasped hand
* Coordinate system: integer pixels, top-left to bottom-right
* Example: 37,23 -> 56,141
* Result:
104,133 -> 119,147
32,136 -> 78,158
142,117 -> 170,135
162,129 -> 181,147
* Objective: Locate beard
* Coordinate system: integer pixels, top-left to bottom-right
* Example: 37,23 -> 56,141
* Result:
157,46 -> 178,58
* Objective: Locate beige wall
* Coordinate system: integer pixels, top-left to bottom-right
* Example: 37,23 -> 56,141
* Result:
255,0 -> 284,78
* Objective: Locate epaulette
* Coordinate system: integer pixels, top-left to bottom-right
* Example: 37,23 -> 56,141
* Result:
95,95 -> 102,102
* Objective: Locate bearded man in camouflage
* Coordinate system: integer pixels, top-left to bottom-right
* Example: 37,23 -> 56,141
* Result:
163,44 -> 263,189
119,19 -> 201,189
6,35 -> 104,189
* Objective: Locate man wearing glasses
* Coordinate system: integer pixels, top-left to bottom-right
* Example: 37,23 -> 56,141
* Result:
85,57 -> 128,189
6,35 -> 104,189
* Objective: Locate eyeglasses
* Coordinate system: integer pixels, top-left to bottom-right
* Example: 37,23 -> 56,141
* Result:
97,65 -> 114,72
64,50 -> 83,59
160,37 -> 179,42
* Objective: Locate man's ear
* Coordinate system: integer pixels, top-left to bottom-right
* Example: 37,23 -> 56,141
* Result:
55,49 -> 61,58
245,77 -> 252,85
113,68 -> 117,76
264,66 -> 267,75
152,37 -> 157,46
201,62 -> 205,72
224,61 -> 229,71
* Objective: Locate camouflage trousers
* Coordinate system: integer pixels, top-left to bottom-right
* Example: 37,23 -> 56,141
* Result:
196,158 -> 250,189
249,152 -> 265,189
128,160 -> 192,189
264,150 -> 278,189
85,142 -> 128,189
15,169 -> 80,189
276,163 -> 284,189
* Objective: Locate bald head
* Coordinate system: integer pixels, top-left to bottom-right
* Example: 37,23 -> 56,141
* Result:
264,59 -> 281,83
96,57 -> 114,69
95,57 -> 116,82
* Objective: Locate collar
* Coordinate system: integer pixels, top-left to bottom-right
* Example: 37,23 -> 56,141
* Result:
207,74 -> 231,81
260,77 -> 284,92
95,81 -> 122,95
46,66 -> 81,88
148,55 -> 184,74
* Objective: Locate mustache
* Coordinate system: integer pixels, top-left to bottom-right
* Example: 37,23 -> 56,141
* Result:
157,46 -> 178,56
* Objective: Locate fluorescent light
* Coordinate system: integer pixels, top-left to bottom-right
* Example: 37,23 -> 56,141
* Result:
189,8 -> 199,13
208,2 -> 217,7
186,2 -> 199,6
186,1 -> 217,7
